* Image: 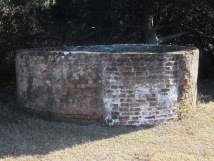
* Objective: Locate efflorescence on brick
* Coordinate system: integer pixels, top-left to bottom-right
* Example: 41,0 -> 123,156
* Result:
16,44 -> 199,126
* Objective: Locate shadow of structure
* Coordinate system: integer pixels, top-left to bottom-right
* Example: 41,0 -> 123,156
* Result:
0,80 -> 213,159
197,80 -> 214,103
0,85 -> 146,159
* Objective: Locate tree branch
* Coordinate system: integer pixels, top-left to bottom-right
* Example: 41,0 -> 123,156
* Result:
158,31 -> 191,43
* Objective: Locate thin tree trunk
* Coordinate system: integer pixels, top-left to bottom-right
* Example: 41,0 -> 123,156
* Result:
142,0 -> 157,44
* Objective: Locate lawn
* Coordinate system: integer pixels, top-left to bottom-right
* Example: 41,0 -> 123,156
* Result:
0,81 -> 213,161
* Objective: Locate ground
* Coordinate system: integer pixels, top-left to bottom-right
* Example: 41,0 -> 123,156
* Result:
0,81 -> 213,161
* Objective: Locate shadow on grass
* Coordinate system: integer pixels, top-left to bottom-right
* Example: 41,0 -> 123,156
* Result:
0,80 -> 213,159
0,85 -> 147,159
198,80 -> 214,103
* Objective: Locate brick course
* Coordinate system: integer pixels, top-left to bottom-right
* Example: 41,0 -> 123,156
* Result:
16,44 -> 199,126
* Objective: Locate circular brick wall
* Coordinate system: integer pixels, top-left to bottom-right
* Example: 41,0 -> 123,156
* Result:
16,44 -> 199,126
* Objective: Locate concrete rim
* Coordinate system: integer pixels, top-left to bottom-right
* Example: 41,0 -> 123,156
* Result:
17,44 -> 198,55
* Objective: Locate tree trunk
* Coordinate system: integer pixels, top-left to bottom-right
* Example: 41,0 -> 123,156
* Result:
142,0 -> 157,44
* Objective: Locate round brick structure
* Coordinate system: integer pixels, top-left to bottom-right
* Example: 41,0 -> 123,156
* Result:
16,44 -> 199,126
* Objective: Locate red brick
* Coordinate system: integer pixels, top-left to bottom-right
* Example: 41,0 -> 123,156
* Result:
119,116 -> 129,121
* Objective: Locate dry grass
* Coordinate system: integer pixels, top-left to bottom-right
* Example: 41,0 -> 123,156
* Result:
0,83 -> 214,161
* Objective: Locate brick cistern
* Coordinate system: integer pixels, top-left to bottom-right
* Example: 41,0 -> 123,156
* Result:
16,44 -> 199,126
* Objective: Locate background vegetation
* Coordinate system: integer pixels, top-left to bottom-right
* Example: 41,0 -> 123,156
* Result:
0,1 -> 213,160
0,0 -> 213,84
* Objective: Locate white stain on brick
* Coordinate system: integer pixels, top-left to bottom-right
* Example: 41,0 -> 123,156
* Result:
103,97 -> 118,125
134,84 -> 178,126
102,82 -> 179,126
64,51 -> 69,55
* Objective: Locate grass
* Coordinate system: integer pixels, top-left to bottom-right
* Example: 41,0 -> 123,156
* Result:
0,82 -> 214,161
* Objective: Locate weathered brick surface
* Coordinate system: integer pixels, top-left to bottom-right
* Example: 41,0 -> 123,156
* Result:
16,44 -> 199,126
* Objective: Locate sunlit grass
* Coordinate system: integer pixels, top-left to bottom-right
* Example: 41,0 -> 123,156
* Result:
0,101 -> 213,161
